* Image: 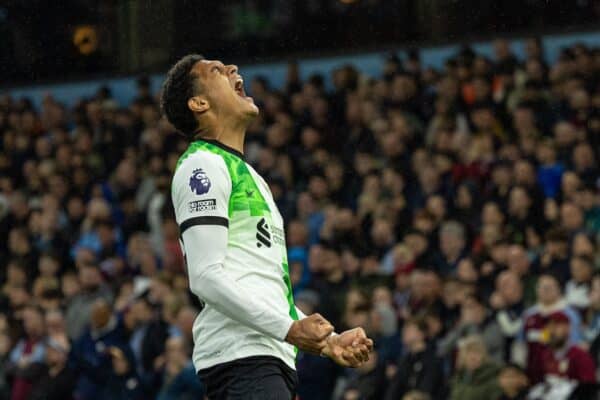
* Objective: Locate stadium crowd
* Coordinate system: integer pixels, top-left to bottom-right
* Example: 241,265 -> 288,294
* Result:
0,37 -> 599,400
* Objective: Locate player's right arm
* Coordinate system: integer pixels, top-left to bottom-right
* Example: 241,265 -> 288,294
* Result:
172,153 -> 332,352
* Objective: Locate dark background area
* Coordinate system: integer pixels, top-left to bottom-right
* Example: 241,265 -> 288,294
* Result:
1,0 -> 600,86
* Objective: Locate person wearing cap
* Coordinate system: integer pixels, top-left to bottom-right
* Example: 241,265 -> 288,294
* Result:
28,335 -> 76,400
520,273 -> 583,383
538,311 -> 596,384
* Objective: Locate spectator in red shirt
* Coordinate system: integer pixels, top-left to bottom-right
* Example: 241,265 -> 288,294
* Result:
521,274 -> 583,383
539,312 -> 596,383
7,306 -> 46,400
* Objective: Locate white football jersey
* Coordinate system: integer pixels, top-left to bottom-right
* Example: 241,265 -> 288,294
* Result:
171,139 -> 298,371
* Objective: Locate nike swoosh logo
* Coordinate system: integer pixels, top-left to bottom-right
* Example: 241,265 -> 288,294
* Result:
246,190 -> 254,197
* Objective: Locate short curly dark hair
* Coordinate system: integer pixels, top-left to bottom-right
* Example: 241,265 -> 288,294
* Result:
160,54 -> 205,138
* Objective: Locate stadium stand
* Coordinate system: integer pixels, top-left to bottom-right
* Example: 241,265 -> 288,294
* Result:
0,37 -> 599,400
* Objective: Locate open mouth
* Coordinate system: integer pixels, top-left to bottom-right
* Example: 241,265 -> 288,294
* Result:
234,79 -> 246,97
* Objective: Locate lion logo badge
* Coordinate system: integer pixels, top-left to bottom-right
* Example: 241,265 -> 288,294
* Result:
189,168 -> 211,195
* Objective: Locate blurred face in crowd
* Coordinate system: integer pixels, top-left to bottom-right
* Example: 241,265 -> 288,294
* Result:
461,296 -> 485,324
45,310 -> 66,337
46,336 -> 69,367
481,224 -> 502,248
403,232 -> 428,256
572,143 -> 595,171
410,270 -> 429,301
439,226 -> 465,259
426,195 -> 446,222
370,218 -> 394,247
402,321 -> 426,351
462,345 -> 485,372
572,233 -> 594,257
165,336 -> 188,365
553,121 -> 577,148
457,258 -> 478,283
560,202 -> 584,232
176,307 -> 197,343
443,279 -> 466,308
508,186 -> 531,216
560,172 -> 581,200
548,320 -> 570,349
61,273 -> 80,299
499,366 -> 529,396
132,299 -> 153,326
497,271 -> 523,305
79,264 -> 102,291
38,255 -> 60,277
514,160 -> 536,185
90,300 -> 112,330
570,257 -> 592,283
7,262 -> 27,285
22,307 -> 45,338
506,245 -> 530,276
482,202 -> 504,226
536,276 -> 561,306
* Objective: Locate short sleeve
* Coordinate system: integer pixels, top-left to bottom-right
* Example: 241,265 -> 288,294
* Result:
172,152 -> 231,233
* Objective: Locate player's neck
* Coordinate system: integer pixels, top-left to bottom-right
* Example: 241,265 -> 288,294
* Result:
196,117 -> 247,155
215,120 -> 246,155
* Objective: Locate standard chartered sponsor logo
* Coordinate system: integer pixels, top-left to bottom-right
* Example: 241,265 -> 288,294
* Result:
189,199 -> 217,213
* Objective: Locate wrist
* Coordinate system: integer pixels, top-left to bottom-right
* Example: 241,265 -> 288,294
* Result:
320,332 -> 338,358
285,320 -> 300,345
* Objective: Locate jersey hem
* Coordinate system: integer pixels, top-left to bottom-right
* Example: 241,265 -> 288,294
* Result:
193,347 -> 296,372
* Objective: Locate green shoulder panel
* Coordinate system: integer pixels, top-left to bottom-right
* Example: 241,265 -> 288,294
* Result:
176,140 -> 270,218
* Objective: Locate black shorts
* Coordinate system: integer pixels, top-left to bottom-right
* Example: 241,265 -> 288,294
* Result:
198,355 -> 298,400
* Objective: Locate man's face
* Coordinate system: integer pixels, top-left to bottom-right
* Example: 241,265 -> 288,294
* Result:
191,60 -> 258,119
507,245 -> 529,275
499,368 -> 529,394
90,300 -> 111,330
402,323 -> 424,348
548,321 -> 570,348
23,308 -> 44,337
463,348 -> 484,371
536,276 -> 560,305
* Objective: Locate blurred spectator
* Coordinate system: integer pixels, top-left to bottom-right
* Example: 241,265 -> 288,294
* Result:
538,312 -> 596,383
155,337 -> 204,400
521,274 -> 583,383
490,271 -> 525,360
450,335 -> 502,400
6,305 -> 46,400
439,292 -> 505,362
565,256 -> 594,312
385,318 -> 445,399
497,364 -> 530,400
28,335 -> 76,400
340,349 -> 386,400
103,346 -> 143,400
70,299 -> 134,400
65,264 -> 113,340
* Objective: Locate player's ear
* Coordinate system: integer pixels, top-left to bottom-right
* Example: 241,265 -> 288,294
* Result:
188,96 -> 209,114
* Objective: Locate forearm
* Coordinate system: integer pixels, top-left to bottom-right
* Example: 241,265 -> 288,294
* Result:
191,261 -> 294,340
183,226 -> 294,341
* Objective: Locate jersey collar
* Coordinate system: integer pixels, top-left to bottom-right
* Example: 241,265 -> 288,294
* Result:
194,138 -> 246,161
